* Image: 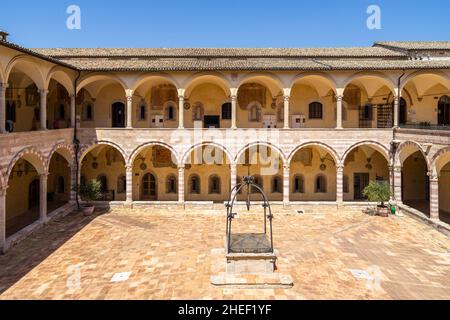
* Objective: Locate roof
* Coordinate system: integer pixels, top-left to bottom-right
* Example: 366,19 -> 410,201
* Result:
375,41 -> 450,51
53,57 -> 450,72
31,47 -> 405,58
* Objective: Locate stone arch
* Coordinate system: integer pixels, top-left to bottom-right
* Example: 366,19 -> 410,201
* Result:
183,72 -> 232,97
76,73 -> 127,95
79,141 -> 127,164
129,141 -> 180,167
288,142 -> 339,165
45,66 -> 75,95
131,73 -> 180,92
0,62 -> 5,83
0,166 -> 6,189
182,142 -> 234,165
290,72 -> 338,95
395,141 -> 430,169
341,141 -> 391,164
400,70 -> 450,93
46,143 -> 75,170
235,142 -> 287,165
5,55 -> 46,90
341,71 -> 396,94
431,146 -> 450,176
6,147 -> 47,180
237,72 -> 285,97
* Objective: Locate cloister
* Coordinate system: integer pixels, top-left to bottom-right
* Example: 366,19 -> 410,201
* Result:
0,39 -> 450,253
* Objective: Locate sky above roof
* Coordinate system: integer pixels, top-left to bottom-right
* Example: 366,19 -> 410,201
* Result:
0,0 -> 449,48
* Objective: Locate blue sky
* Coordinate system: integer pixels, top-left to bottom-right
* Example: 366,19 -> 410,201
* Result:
0,0 -> 449,48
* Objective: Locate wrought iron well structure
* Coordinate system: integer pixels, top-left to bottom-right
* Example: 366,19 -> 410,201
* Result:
225,175 -> 274,254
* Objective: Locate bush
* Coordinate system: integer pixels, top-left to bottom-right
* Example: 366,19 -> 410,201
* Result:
73,180 -> 103,205
362,181 -> 392,207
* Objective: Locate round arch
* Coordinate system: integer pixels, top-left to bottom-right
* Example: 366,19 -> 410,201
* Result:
341,71 -> 396,96
131,73 -> 180,92
183,72 -> 232,97
288,142 -> 339,165
79,141 -> 127,164
290,72 -> 338,94
235,142 -> 287,165
237,72 -> 285,97
341,141 -> 391,164
76,73 -> 127,95
395,141 -> 430,169
431,147 -> 450,176
129,141 -> 180,167
182,142 -> 234,166
6,55 -> 46,90
400,70 -> 450,93
45,66 -> 75,95
46,144 -> 75,170
0,62 -> 5,83
6,147 -> 47,180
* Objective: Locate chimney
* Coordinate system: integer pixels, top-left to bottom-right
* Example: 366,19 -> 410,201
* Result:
0,30 -> 9,42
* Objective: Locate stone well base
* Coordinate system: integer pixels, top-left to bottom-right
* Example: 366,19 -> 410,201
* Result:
226,252 -> 277,274
211,273 -> 293,289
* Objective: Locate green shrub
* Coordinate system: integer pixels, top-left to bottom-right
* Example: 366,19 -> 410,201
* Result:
362,181 -> 392,207
72,180 -> 103,205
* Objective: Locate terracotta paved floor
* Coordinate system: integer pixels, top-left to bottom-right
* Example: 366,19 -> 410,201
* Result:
0,207 -> 450,300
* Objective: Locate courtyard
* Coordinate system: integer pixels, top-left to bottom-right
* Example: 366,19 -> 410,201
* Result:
0,206 -> 449,300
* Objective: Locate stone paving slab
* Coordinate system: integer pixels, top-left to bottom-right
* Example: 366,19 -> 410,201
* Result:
0,208 -> 449,300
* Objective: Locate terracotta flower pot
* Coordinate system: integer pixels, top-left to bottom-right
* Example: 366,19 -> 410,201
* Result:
377,205 -> 389,217
81,205 -> 95,216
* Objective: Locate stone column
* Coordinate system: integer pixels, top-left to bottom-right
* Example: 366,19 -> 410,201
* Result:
230,163 -> 237,194
393,165 -> 402,204
231,88 -> 238,129
178,89 -> 185,129
125,89 -> 133,129
0,83 -> 8,133
0,187 -> 7,254
336,164 -> 344,204
283,89 -> 291,129
429,174 -> 439,221
126,165 -> 133,203
283,165 -> 290,205
39,89 -> 49,130
393,94 -> 399,128
178,166 -> 185,203
40,173 -> 48,223
69,164 -> 78,203
336,92 -> 343,129
70,94 -> 76,128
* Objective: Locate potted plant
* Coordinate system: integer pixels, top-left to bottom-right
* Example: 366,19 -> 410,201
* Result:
73,180 -> 103,216
362,181 -> 392,217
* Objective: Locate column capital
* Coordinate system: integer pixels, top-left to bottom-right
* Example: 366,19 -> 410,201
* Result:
283,88 -> 291,98
125,164 -> 133,171
283,165 -> 290,171
428,171 -> 439,181
230,87 -> 238,97
0,82 -> 9,90
335,94 -> 343,102
177,88 -> 185,98
39,172 -> 49,179
39,89 -> 49,95
0,185 -> 8,197
125,89 -> 134,100
178,165 -> 185,171
336,163 -> 345,171
393,165 -> 402,173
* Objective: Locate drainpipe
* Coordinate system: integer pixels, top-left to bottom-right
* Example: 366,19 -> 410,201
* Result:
73,70 -> 81,210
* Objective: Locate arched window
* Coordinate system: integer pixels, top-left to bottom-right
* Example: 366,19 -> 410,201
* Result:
271,175 -> 282,193
315,175 -> 327,193
343,175 -> 349,194
221,103 -> 232,120
293,175 -> 305,194
192,103 -> 204,121
164,102 -> 176,121
189,175 -> 201,194
309,102 -> 323,119
57,176 -> 65,194
248,102 -> 262,122
251,175 -> 263,194
142,173 -> 157,200
438,95 -> 450,125
117,175 -> 126,194
166,175 -> 177,194
209,175 -> 221,194
97,175 -> 108,192
138,104 -> 147,121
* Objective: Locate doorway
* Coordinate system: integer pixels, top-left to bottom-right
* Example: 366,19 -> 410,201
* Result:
204,116 -> 220,128
112,102 -> 125,128
28,179 -> 40,210
438,96 -> 450,125
141,173 -> 157,200
354,173 -> 369,200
